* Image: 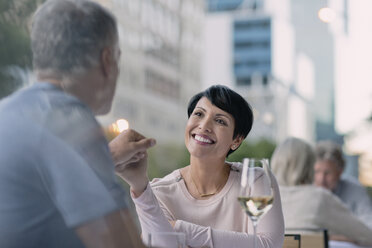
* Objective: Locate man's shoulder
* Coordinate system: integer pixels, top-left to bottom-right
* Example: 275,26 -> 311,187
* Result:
0,82 -> 103,161
25,83 -> 98,136
337,176 -> 369,201
340,176 -> 364,190
0,83 -> 88,120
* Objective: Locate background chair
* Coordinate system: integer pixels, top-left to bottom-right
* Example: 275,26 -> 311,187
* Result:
283,234 -> 301,248
286,229 -> 328,248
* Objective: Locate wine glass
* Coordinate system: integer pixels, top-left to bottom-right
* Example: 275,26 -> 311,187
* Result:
238,158 -> 274,248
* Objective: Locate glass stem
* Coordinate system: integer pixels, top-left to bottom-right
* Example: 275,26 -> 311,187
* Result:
253,221 -> 258,248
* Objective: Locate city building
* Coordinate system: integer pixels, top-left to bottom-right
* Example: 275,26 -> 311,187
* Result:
95,0 -> 204,144
203,0 -> 344,144
331,0 -> 372,186
204,0 -> 372,184
204,0 -> 314,142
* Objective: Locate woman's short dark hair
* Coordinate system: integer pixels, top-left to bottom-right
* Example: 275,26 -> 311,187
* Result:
187,85 -> 254,156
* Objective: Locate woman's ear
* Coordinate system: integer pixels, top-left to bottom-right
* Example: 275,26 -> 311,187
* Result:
231,136 -> 244,150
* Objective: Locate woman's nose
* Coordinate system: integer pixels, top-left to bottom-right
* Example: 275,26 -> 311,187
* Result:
198,117 -> 212,132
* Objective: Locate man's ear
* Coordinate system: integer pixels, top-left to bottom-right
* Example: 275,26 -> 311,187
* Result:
101,47 -> 112,77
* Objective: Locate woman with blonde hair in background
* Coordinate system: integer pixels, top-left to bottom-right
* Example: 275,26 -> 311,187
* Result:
271,137 -> 372,246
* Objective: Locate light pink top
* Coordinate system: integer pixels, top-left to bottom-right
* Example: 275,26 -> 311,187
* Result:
132,162 -> 285,248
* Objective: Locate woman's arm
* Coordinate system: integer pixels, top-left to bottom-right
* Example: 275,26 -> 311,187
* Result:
175,220 -> 277,248
134,174 -> 283,248
175,173 -> 284,248
133,173 -> 284,248
131,184 -> 175,246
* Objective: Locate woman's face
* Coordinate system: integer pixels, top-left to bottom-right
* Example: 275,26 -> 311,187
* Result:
185,97 -> 241,159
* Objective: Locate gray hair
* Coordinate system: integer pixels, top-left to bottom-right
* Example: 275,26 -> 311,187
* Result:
271,137 -> 315,186
315,140 -> 345,169
31,0 -> 118,77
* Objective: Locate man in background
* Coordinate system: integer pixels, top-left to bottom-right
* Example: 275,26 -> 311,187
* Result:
314,140 -> 372,229
0,0 -> 154,247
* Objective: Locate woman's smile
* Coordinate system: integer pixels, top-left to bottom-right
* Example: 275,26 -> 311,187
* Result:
192,134 -> 215,145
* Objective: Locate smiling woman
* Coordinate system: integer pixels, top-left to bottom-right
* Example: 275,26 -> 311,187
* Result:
116,84 -> 285,248
185,97 -> 239,160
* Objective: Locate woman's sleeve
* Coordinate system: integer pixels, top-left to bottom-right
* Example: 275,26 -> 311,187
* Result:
315,190 -> 372,246
133,175 -> 284,248
175,173 -> 285,248
131,183 -> 175,246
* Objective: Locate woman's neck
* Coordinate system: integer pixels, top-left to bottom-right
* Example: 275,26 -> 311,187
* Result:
184,156 -> 230,198
190,155 -> 227,174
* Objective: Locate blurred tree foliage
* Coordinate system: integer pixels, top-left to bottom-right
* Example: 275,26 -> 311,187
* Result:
146,138 -> 277,180
105,128 -> 277,199
147,143 -> 190,180
103,128 -> 189,181
227,138 -> 277,163
0,0 -> 45,99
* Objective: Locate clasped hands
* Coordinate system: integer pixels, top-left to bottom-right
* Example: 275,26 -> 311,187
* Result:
109,129 -> 156,197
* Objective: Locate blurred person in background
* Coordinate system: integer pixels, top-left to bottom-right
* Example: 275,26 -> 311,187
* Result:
117,85 -> 285,248
271,137 -> 372,246
314,140 -> 372,229
0,0 -> 154,247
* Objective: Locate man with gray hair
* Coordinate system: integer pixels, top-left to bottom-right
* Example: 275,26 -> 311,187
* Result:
314,140 -> 372,229
0,0 -> 153,247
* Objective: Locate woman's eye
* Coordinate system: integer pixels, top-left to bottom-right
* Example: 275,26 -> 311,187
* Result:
216,119 -> 226,125
194,111 -> 202,117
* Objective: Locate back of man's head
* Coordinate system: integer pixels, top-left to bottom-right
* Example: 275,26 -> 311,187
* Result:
31,0 -> 117,78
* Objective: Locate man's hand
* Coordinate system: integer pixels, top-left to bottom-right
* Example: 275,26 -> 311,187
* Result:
109,129 -> 156,197
109,129 -> 156,166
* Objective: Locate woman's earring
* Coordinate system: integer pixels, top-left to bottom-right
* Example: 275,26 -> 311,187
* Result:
232,145 -> 237,150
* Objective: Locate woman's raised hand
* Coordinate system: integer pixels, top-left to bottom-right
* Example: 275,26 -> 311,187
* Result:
109,129 -> 156,196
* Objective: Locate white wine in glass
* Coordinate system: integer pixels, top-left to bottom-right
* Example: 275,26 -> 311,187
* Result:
238,158 -> 274,248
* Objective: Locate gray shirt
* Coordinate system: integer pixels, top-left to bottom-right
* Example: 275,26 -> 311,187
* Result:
0,83 -> 127,248
334,176 -> 372,229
